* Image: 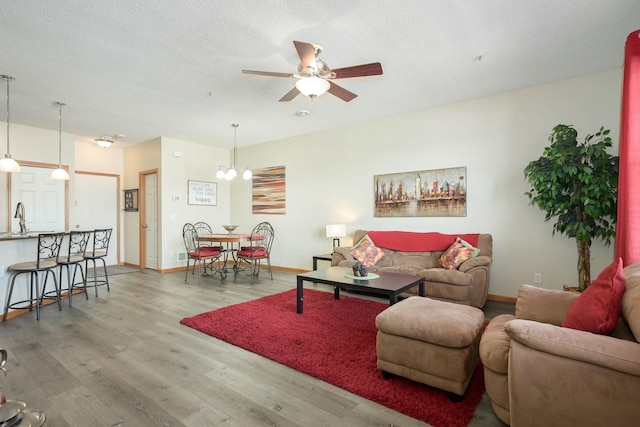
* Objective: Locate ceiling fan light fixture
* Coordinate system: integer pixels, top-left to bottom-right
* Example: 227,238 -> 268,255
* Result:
95,136 -> 113,148
295,77 -> 330,99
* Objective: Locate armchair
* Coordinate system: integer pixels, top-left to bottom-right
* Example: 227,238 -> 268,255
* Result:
479,261 -> 640,426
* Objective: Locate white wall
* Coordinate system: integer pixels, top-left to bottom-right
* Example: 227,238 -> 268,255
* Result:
75,140 -> 125,262
230,69 -> 623,298
159,137 -> 231,270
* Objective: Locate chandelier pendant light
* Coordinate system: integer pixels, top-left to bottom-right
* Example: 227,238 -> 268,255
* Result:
0,74 -> 21,173
51,102 -> 70,180
216,123 -> 252,181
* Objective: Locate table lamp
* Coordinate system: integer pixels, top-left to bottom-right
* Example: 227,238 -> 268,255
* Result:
326,224 -> 346,249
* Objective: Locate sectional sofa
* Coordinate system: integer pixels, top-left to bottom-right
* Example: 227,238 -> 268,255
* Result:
331,229 -> 493,307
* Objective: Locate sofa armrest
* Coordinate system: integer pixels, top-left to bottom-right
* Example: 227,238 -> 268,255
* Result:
458,255 -> 491,272
515,284 -> 579,325
331,246 -> 353,266
506,319 -> 640,376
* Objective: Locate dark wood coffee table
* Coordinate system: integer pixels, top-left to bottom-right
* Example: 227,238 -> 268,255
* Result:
296,266 -> 424,314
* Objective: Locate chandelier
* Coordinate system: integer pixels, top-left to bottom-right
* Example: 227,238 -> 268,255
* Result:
216,123 -> 252,180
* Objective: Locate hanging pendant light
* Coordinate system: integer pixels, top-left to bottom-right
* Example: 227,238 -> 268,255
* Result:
50,102 -> 69,181
0,75 -> 21,173
216,123 -> 252,181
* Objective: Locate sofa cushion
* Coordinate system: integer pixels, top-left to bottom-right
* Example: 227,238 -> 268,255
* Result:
621,262 -> 640,341
562,258 -> 626,335
439,237 -> 480,270
480,314 -> 515,374
422,268 -> 473,286
377,264 -> 425,276
350,235 -> 385,266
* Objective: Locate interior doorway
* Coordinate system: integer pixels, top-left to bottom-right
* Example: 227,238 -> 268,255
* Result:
74,172 -> 120,265
139,170 -> 158,270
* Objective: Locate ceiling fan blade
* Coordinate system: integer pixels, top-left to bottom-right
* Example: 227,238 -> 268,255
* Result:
328,81 -> 357,102
279,87 -> 300,102
330,62 -> 383,79
293,40 -> 317,70
242,69 -> 294,78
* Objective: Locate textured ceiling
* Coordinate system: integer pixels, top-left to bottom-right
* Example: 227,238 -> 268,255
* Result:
1,0 -> 639,149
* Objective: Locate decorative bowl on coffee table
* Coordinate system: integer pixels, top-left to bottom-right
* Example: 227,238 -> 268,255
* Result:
222,225 -> 238,235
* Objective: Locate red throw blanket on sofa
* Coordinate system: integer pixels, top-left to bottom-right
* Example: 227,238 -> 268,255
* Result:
367,231 -> 479,252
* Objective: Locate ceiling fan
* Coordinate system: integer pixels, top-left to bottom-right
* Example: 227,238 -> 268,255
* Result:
242,40 -> 383,102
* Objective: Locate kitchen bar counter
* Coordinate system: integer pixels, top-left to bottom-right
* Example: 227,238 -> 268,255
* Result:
0,231 -> 62,241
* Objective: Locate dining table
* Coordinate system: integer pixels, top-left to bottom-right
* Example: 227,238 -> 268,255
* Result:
197,233 -> 252,280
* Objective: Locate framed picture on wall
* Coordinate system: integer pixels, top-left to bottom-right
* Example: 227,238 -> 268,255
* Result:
124,189 -> 139,212
188,180 -> 217,206
374,166 -> 467,217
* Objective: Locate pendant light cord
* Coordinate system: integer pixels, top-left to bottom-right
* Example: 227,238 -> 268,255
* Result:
3,75 -> 14,157
58,103 -> 63,166
232,123 -> 239,169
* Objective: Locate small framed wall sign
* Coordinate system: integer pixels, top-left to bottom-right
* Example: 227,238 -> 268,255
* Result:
124,189 -> 139,212
188,180 -> 217,206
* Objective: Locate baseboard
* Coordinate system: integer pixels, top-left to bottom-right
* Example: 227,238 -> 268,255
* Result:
157,263 -> 307,274
487,294 -> 516,304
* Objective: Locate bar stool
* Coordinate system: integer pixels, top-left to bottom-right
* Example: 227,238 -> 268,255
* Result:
57,230 -> 92,306
3,232 -> 65,321
81,228 -> 112,297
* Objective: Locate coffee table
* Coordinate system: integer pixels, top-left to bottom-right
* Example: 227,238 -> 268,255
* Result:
296,266 -> 424,314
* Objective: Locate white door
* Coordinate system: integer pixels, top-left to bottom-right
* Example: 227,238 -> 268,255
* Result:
11,166 -> 65,233
74,173 -> 119,266
144,173 -> 158,269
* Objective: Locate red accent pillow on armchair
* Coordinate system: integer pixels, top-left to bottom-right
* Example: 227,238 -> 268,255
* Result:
561,258 -> 626,335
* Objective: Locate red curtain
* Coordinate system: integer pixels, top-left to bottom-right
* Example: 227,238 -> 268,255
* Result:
615,30 -> 640,266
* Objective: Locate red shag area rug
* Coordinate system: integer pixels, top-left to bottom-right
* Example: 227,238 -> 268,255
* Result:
180,289 -> 485,427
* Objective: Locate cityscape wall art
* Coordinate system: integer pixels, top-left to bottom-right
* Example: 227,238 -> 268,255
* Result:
374,166 -> 467,217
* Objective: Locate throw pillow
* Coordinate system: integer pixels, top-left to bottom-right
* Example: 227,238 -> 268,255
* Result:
350,235 -> 385,266
439,237 -> 480,270
562,257 -> 626,335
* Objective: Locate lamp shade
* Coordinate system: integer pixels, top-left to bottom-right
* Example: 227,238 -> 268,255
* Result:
325,224 -> 346,238
0,156 -> 20,173
95,137 -> 113,148
51,167 -> 70,180
296,77 -> 330,99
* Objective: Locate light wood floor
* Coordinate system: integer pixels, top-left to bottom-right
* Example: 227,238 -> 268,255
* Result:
0,268 -> 511,426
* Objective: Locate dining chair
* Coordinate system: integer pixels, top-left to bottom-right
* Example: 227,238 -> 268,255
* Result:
234,221 -> 274,284
183,223 -> 222,283
82,228 -> 113,297
56,230 -> 92,306
194,221 -> 223,251
3,232 -> 65,321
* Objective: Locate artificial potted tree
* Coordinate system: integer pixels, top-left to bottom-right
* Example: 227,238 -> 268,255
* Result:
524,124 -> 619,291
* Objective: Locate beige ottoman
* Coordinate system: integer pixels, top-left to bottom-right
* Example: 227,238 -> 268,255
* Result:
375,296 -> 485,398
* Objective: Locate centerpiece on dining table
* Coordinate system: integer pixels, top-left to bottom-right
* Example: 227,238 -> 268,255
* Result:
222,225 -> 238,235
